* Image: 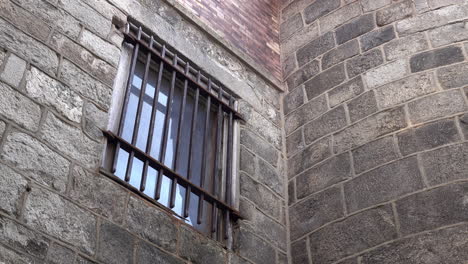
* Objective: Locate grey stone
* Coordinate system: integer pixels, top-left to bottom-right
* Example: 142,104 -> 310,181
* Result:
83,102 -> 108,140
240,103 -> 282,150
240,146 -> 256,177
360,25 -> 396,52
0,163 -> 28,217
322,40 -> 360,70
286,60 -> 320,89
375,72 -> 437,109
80,30 -> 120,66
297,32 -> 335,66
0,48 -> 5,66
241,207 -> 287,250
126,196 -> 178,252
320,2 -> 361,33
136,240 -> 184,264
408,89 -> 467,124
344,157 -> 424,212
75,256 -> 97,264
384,32 -> 429,61
234,227 -> 275,264
361,0 -> 392,12
284,86 -> 305,115
291,239 -> 308,264
376,0 -> 413,26
280,13 -> 303,41
337,258 -> 358,264
282,54 -> 297,79
0,82 -> 41,131
414,0 -> 430,13
1,54 -> 27,87
410,46 -> 465,73
288,137 -> 331,178
257,158 -> 284,196
240,129 -> 278,167
296,153 -> 351,198
346,49 -> 384,78
97,221 -> 134,264
0,244 -> 40,264
46,243 -> 75,264
352,136 -> 399,174
428,21 -> 468,47
421,142 -> 468,186
361,223 -> 468,264
1,132 -> 69,193
288,179 -> 296,205
282,22 -> 320,56
348,91 -> 378,123
428,0 -> 465,8
23,186 -> 97,255
437,61 -> 468,89
336,14 -> 375,45
328,76 -> 364,107
304,106 -> 347,144
285,94 -> 328,135
180,225 -> 226,264
334,107 -> 407,153
305,63 -> 346,100
364,59 -> 408,89
240,173 -> 282,219
290,186 -> 344,240
461,113 -> 468,138
278,252 -> 288,264
287,128 -> 305,156
303,0 -> 340,24
26,67 -> 83,123
229,254 -> 251,264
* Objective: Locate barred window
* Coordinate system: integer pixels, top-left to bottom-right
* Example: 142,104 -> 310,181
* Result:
102,21 -> 242,241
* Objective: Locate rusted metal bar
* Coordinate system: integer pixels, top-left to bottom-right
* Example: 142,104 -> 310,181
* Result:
211,86 -> 224,233
224,96 -> 234,239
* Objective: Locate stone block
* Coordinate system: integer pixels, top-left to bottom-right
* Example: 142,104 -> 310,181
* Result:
1,132 -> 69,193
58,0 -> 111,38
136,240 -> 184,264
322,40 -> 360,70
414,0 -> 430,13
287,128 -> 305,156
240,129 -> 278,166
304,106 -> 347,144
80,30 -> 120,66
344,157 -> 424,212
0,49 -> 5,66
428,0 -> 466,9
360,25 -> 396,52
461,113 -> 468,138
303,0 -> 341,24
282,22 -> 320,56
297,32 -> 335,66
376,0 -> 413,26
1,54 -> 27,88
240,173 -> 282,219
26,67 -> 83,123
374,72 -> 437,109
364,59 -> 407,89
234,227 -> 275,264
333,107 -> 407,153
352,136 -> 398,174
0,163 -> 28,217
83,102 -> 108,140
257,158 -> 284,196
336,14 -> 375,45
240,103 -> 282,150
320,2 -> 361,33
408,89 -> 467,124
280,13 -> 303,41
328,76 -> 364,107
282,54 -> 297,79
291,239 -> 308,264
126,196 -> 178,252
75,256 -> 97,264
0,81 -> 41,131
180,225 -> 226,264
305,63 -> 346,100
46,243 -> 75,264
240,146 -> 256,176
346,49 -> 384,78
384,32 -> 429,61
428,21 -> 468,47
97,221 -> 134,264
410,46 -> 464,73
290,186 -> 344,240
284,86 -> 305,115
309,205 -> 397,264
288,137 -> 331,178
296,153 -> 351,198
285,94 -> 328,135
241,207 -> 287,250
437,61 -> 468,89
348,91 -> 378,122
286,60 -> 320,90
23,186 -> 97,255
0,244 -> 40,263
361,0 -> 392,12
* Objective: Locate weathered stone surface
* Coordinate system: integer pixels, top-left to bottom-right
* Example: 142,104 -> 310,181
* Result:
364,59 -> 407,89
75,256 -> 97,264
408,89 -> 467,124
346,49 -> 384,78
0,244 -> 40,264
0,18 -> 58,74
240,146 -> 256,176
322,40 -> 359,70
0,48 -> 5,66
297,32 -> 335,66
428,0 -> 465,8
97,221 -> 134,264
58,0 -> 111,38
286,60 -> 320,89
361,224 -> 468,264
80,30 -> 120,66
83,102 -> 108,140
26,67 -> 83,123
0,163 -> 28,216
376,0 -> 413,26
180,225 -> 225,264
23,187 -> 97,255
360,25 -> 396,52
361,0 -> 392,12
288,180 -> 296,205
336,14 -> 375,45
348,91 -> 378,122
352,136 -> 398,174
461,113 -> 468,138
345,157 -> 424,212
304,106 -> 347,144
282,22 -> 320,56
328,76 -> 364,107
410,46 -> 465,73
240,173 -> 282,219
282,54 -> 297,79
303,0 -> 340,24
0,82 -> 41,131
421,142 -> 468,186
240,103 -> 282,149
399,119 -> 460,156
284,86 -> 305,115
291,239 -> 308,264
46,243 -> 75,264
414,0 -> 430,13
287,128 -> 305,156
320,2 -> 361,33
428,21 -> 468,47
280,13 -> 303,41
288,137 -> 331,178
305,63 -> 346,100
296,153 -> 350,198
1,54 -> 27,87
334,107 -> 407,153
126,196 -> 177,252
437,61 -> 468,89
285,94 -> 328,135
235,227 -> 276,264
384,33 -> 429,61
257,157 -> 284,196
309,205 -> 397,264
137,240 -> 183,264
375,72 -> 436,109
290,186 -> 344,240
1,132 -> 69,193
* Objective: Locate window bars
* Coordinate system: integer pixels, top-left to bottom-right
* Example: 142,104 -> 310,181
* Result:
102,21 -> 243,241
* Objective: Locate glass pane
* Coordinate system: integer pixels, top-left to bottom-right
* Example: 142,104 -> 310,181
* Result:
143,166 -> 158,199
121,60 -> 145,142
115,149 -> 129,181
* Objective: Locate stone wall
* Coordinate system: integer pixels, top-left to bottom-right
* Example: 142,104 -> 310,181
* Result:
0,0 -> 287,263
281,0 -> 468,263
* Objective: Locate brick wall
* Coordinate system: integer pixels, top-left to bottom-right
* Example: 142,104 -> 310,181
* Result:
0,0 -> 287,263
282,0 -> 468,263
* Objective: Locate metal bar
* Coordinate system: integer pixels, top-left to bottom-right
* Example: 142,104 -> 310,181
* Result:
224,96 -> 234,239
211,86 -> 224,233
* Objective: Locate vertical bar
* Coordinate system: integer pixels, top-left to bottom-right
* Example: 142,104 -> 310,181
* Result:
112,27 -> 142,173
224,96 -> 234,239
211,86 -> 224,233
169,62 -> 190,208
183,71 -> 201,218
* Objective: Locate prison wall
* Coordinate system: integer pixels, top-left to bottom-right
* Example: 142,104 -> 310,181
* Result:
0,0 -> 288,263
281,0 -> 468,263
